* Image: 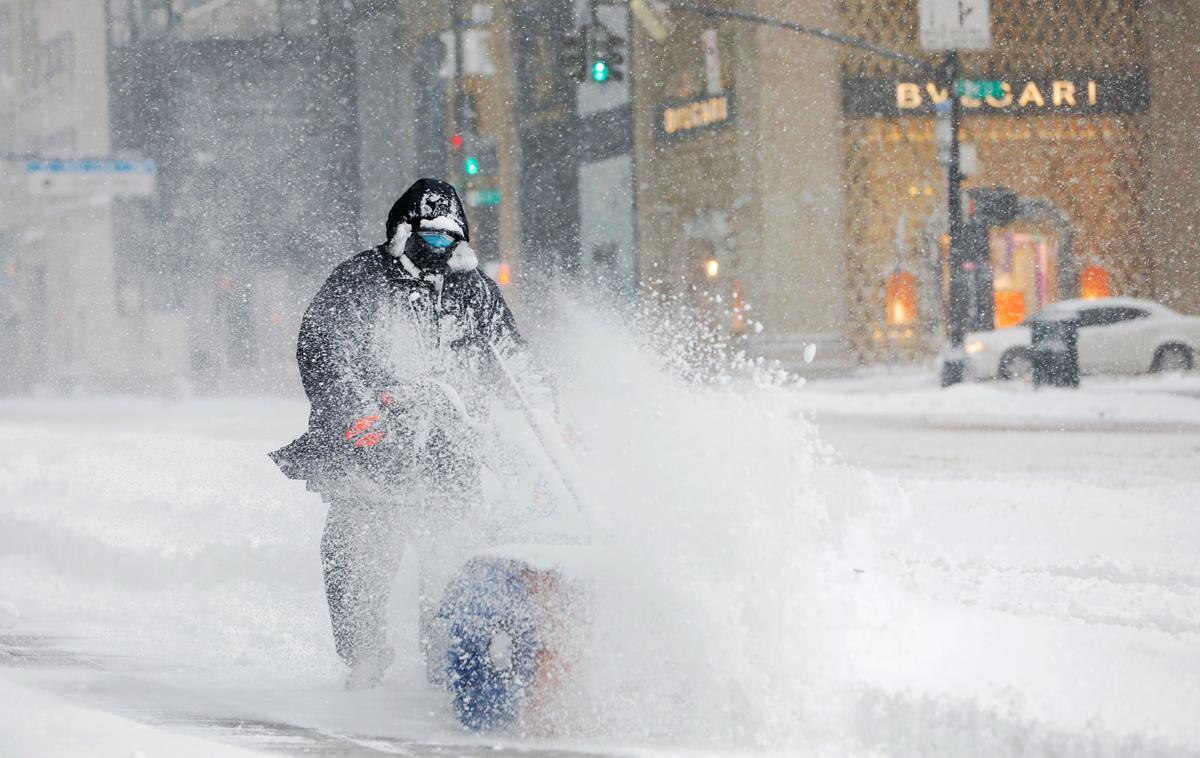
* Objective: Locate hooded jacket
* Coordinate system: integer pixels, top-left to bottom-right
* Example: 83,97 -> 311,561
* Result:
270,181 -> 521,493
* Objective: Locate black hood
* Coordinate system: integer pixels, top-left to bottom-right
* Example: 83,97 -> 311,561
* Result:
385,178 -> 470,243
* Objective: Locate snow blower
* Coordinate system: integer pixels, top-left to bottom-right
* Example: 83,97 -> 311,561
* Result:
429,344 -> 603,732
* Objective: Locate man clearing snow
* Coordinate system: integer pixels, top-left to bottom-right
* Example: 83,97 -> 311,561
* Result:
270,178 -> 529,690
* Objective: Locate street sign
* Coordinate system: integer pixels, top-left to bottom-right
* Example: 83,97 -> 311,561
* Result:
466,188 -> 501,207
437,29 -> 496,78
629,0 -> 669,42
25,159 -> 156,197
919,0 -> 992,51
954,78 -> 1004,99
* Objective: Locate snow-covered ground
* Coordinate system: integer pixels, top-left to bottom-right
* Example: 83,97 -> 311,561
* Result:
804,369 -> 1200,756
1,352 -> 1198,756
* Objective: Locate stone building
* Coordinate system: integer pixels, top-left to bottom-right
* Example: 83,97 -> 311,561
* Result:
630,0 -> 1200,367
629,0 -> 850,371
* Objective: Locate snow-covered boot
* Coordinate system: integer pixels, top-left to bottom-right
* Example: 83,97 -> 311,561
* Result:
345,646 -> 395,691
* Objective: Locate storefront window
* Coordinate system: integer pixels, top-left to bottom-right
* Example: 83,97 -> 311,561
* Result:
991,232 -> 1058,328
1080,264 -> 1111,300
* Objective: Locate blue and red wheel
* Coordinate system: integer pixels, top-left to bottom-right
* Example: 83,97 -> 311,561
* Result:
442,558 -> 545,730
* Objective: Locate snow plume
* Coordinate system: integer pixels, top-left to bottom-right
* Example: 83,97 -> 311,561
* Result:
535,297 -> 905,749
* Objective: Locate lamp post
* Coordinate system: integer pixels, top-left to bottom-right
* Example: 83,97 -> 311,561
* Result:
939,50 -> 969,386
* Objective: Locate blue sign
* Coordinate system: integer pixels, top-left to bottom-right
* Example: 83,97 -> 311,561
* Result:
25,159 -> 156,174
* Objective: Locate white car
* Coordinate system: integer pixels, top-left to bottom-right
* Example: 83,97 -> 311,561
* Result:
963,297 -> 1200,380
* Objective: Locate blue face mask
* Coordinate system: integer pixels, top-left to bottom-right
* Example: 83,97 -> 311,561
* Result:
417,231 -> 456,249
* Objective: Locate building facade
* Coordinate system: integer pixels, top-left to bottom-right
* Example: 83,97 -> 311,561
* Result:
630,0 -> 1200,368
840,0 -> 1199,362
630,0 -> 852,371
0,0 -> 171,392
0,0 -> 545,392
3,0 -> 1198,392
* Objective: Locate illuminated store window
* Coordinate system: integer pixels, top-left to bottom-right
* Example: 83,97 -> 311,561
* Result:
885,269 -> 917,327
991,232 -> 1059,322
1080,265 -> 1111,300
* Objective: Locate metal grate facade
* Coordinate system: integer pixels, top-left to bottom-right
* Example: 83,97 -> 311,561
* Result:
839,0 -> 1148,359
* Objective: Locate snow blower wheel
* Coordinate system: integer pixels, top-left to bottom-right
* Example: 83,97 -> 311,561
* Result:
443,558 -> 542,730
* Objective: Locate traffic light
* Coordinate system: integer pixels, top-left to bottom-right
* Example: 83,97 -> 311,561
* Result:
561,23 -> 625,83
591,29 -> 625,83
450,131 -> 494,179
449,132 -> 478,177
591,58 -> 610,83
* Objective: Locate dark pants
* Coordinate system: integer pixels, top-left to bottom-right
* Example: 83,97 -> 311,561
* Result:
320,485 -> 482,670
321,497 -> 407,665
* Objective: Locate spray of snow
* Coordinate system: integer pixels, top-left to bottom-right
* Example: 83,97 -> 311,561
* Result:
528,299 -> 904,748
0,298 -> 906,752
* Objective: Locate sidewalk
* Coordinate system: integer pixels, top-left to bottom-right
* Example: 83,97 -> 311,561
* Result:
797,366 -> 1200,433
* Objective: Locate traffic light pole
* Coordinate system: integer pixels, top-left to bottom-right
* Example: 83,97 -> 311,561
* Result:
940,50 -> 968,386
450,0 -> 466,185
664,3 -> 932,71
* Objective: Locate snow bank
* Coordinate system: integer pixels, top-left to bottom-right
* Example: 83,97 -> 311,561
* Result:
0,395 -> 336,676
799,366 -> 1200,429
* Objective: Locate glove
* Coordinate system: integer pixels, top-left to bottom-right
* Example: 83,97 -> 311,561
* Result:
342,389 -> 415,449
345,413 -> 383,448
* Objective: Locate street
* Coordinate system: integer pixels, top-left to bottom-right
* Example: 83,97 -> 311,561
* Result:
1,370 -> 1197,756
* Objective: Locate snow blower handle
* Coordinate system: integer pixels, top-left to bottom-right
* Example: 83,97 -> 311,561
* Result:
486,342 -> 602,536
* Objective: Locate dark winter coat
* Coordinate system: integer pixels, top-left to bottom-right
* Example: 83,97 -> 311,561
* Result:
269,245 -> 522,494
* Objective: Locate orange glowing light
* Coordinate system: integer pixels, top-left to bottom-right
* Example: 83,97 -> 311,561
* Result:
704,258 -> 720,280
496,262 -> 512,286
993,289 -> 1026,328
885,270 -> 917,326
731,282 -> 745,335
1080,265 -> 1110,300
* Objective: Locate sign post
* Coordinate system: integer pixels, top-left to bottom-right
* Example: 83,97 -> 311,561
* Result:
918,0 -> 991,51
919,0 -> 992,385
24,159 -> 156,197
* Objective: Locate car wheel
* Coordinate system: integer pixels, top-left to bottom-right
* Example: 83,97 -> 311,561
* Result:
1151,344 -> 1194,373
999,350 -> 1034,382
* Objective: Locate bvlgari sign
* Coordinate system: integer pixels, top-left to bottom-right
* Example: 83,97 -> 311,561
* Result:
656,91 -> 736,141
843,71 -> 1149,117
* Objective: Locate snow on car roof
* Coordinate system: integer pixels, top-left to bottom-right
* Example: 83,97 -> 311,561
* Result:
1039,296 -> 1169,314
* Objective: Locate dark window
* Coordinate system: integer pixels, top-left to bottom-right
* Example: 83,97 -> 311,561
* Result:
1077,307 -> 1149,327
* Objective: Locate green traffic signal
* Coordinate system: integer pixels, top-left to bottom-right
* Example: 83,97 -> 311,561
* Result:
591,60 -> 609,83
464,156 -> 480,176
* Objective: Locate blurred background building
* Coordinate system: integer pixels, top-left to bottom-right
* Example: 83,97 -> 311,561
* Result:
833,0 -> 1200,362
0,0 -> 1197,393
